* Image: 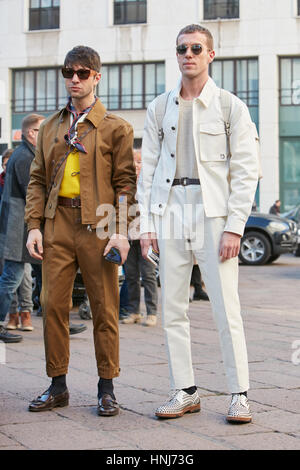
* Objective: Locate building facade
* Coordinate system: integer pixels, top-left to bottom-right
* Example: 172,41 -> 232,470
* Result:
0,0 -> 300,212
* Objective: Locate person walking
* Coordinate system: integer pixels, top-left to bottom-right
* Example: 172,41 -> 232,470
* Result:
6,263 -> 34,331
0,114 -> 45,344
25,46 -> 136,415
138,24 -> 259,423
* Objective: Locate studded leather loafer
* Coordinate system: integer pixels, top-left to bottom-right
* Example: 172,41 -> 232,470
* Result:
97,393 -> 119,417
28,388 -> 69,412
226,393 -> 252,423
155,389 -> 200,418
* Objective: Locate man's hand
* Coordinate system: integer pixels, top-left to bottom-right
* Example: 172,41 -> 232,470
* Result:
103,233 -> 130,265
219,231 -> 241,262
26,229 -> 43,261
140,232 -> 159,260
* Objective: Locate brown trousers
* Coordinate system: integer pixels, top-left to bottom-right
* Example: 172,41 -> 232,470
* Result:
41,206 -> 119,379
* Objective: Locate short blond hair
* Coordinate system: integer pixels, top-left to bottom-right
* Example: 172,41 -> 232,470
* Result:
21,113 -> 45,135
176,24 -> 214,50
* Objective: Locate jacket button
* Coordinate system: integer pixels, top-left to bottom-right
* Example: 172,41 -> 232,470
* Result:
159,204 -> 163,208
166,179 -> 170,183
171,126 -> 176,131
220,154 -> 225,159
171,153 -> 175,158
49,203 -> 52,209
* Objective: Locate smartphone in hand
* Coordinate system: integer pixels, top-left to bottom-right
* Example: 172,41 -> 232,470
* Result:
104,247 -> 122,265
146,246 -> 159,266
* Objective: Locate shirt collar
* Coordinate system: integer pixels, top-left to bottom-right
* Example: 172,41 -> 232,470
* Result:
173,76 -> 217,107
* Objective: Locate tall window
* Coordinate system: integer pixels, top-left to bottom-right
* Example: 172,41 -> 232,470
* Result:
29,0 -> 60,30
280,57 -> 300,106
114,0 -> 147,25
210,58 -> 259,127
98,62 -> 165,110
12,68 -> 67,112
204,0 -> 239,20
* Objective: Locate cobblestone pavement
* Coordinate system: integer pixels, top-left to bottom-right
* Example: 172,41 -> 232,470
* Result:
0,254 -> 300,450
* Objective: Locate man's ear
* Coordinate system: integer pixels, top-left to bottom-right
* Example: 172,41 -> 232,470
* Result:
208,50 -> 215,63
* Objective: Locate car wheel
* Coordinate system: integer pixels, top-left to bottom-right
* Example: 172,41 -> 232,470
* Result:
239,231 -> 271,265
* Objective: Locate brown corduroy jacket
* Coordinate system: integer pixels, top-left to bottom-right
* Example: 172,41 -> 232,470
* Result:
25,99 -> 137,237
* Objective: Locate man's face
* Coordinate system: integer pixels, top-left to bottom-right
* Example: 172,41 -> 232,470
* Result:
64,63 -> 101,101
133,150 -> 142,178
27,118 -> 45,147
176,32 -> 215,80
2,157 -> 9,172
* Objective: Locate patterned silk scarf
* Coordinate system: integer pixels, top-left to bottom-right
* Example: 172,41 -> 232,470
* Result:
64,96 -> 97,154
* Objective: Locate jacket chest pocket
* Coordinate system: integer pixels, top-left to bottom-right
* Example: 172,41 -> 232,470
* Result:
198,123 -> 228,162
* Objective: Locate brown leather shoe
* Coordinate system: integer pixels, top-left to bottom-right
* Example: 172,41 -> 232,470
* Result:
6,313 -> 20,330
97,393 -> 119,417
20,311 -> 34,331
28,388 -> 69,412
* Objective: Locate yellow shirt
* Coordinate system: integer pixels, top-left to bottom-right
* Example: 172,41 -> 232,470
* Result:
58,150 -> 80,198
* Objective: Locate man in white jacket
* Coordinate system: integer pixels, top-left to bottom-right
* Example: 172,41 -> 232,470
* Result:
138,24 -> 259,423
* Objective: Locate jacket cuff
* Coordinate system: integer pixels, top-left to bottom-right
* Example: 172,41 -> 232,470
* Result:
224,217 -> 246,237
139,215 -> 156,235
27,220 -> 41,232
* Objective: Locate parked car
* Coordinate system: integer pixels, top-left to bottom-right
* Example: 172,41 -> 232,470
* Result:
239,212 -> 298,265
281,204 -> 300,257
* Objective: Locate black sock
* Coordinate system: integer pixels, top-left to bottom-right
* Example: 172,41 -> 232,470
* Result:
182,386 -> 197,395
50,375 -> 67,396
98,378 -> 115,400
238,391 -> 247,397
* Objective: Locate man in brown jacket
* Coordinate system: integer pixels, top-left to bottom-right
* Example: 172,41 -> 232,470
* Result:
25,46 -> 136,416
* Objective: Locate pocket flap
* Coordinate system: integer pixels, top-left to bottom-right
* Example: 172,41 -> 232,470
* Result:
198,122 -> 226,136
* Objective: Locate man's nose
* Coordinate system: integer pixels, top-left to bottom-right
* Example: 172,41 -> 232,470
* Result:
71,73 -> 80,83
183,46 -> 193,57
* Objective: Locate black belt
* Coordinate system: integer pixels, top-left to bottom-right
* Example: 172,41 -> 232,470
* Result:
172,178 -> 200,186
57,196 -> 81,208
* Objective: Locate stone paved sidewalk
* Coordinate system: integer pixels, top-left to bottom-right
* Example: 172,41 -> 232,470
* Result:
0,254 -> 300,450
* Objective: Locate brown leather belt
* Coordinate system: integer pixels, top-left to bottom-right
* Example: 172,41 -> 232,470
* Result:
57,196 -> 81,208
172,178 -> 200,186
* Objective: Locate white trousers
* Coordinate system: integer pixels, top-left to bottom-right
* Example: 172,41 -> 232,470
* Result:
154,186 -> 249,394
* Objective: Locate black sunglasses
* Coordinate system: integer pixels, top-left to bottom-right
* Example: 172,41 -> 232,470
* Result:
61,67 -> 96,80
176,44 -> 203,55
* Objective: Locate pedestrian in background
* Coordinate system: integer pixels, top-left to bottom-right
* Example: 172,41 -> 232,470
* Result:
122,149 -> 158,326
0,148 -> 13,202
0,114 -> 45,344
269,199 -> 281,215
138,24 -> 259,423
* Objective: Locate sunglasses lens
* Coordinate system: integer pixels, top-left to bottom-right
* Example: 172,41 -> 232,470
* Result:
77,69 -> 91,80
191,44 -> 202,55
61,68 -> 74,78
176,45 -> 187,55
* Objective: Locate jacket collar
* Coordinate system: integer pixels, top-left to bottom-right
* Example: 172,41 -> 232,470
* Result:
60,98 -> 107,128
21,135 -> 36,155
173,76 -> 218,108
85,99 -> 107,127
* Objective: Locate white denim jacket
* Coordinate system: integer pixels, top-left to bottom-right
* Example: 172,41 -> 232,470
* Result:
137,77 -> 259,237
